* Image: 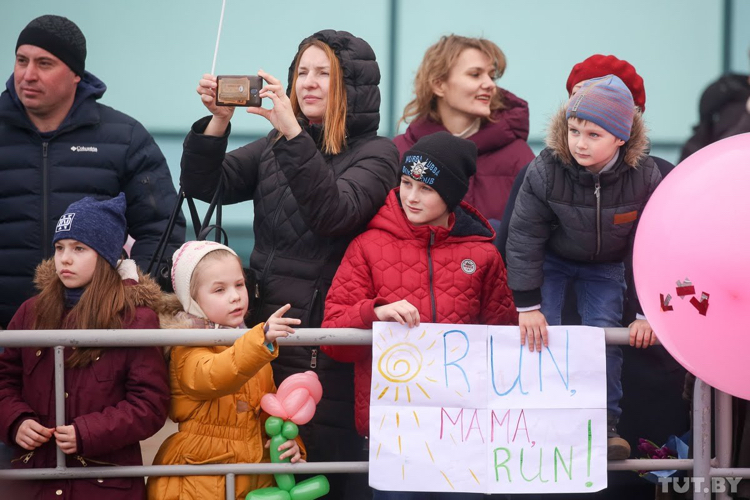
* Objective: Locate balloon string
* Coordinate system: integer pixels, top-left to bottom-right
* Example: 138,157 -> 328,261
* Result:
210,0 -> 227,76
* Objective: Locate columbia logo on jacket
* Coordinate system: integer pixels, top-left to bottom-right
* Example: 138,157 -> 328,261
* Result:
70,146 -> 98,152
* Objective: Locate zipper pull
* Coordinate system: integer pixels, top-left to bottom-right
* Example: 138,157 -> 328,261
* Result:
76,455 -> 88,467
254,283 -> 260,299
310,348 -> 318,369
594,180 -> 601,198
42,142 -> 48,158
23,452 -> 33,464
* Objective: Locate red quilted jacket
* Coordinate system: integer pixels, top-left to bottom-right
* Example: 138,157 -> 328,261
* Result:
321,189 -> 517,436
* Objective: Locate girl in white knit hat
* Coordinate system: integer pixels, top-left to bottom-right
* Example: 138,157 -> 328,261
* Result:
148,240 -> 303,500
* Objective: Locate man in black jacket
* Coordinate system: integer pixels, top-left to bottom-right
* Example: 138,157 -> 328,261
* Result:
0,15 -> 184,327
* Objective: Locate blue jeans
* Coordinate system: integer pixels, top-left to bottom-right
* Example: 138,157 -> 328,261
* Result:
373,491 -> 484,499
540,252 -> 625,418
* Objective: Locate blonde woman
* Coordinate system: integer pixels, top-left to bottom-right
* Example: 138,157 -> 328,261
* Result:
394,35 -> 534,227
182,30 -> 398,498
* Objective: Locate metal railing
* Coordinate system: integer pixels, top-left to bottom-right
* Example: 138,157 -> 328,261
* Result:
0,327 -> 746,499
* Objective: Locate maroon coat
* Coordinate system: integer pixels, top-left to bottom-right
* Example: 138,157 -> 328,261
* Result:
394,88 -> 535,222
321,190 -> 517,435
0,260 -> 169,500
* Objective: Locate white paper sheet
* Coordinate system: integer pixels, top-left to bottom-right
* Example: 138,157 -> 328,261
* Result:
369,322 -> 608,494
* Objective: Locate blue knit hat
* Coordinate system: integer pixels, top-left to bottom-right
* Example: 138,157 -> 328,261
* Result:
53,193 -> 127,268
566,75 -> 635,141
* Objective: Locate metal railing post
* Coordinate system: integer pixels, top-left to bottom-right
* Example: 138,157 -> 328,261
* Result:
715,389 -> 733,500
225,472 -> 235,500
693,378 -> 711,500
54,346 -> 65,470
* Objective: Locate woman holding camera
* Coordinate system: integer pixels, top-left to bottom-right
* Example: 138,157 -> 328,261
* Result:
394,35 -> 534,228
182,30 -> 399,498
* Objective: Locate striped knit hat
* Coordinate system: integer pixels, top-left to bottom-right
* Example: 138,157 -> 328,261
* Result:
566,75 -> 635,141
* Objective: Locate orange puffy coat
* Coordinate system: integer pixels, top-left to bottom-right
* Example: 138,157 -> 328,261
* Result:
147,297 -> 280,500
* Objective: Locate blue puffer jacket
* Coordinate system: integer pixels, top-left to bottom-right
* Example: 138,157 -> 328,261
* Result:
0,72 -> 184,327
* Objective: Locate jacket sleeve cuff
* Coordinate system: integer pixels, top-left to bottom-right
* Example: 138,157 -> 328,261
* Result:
73,421 -> 84,455
184,116 -> 232,155
360,298 -> 389,327
7,414 -> 38,446
517,304 -> 542,313
272,131 -> 318,180
512,288 -> 542,309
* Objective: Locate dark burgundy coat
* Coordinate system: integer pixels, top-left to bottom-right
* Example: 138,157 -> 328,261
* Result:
393,88 -> 535,222
0,262 -> 169,500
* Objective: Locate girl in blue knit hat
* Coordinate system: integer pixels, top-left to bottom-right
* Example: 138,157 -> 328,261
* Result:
0,193 -> 170,500
505,75 -> 663,460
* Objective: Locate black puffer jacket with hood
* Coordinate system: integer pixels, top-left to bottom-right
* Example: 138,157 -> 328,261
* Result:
0,72 -> 184,328
180,30 -> 400,463
506,107 -> 661,308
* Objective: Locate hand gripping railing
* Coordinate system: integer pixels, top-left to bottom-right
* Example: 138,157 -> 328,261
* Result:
0,327 -> 744,499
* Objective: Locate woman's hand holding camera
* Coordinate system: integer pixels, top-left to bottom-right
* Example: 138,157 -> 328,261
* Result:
196,74 -> 235,136
247,70 -> 303,141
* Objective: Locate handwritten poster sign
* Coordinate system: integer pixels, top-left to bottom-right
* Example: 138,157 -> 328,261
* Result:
368,323 -> 607,494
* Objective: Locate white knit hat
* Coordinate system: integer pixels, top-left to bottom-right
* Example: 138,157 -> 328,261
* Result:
171,240 -> 238,319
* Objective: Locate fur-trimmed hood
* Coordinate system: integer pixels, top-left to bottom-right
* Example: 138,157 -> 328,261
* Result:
33,258 -> 163,310
156,293 -> 200,330
545,105 -> 650,168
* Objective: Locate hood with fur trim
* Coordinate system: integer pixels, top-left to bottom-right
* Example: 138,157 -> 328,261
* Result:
33,258 -> 162,310
156,293 -> 203,331
545,105 -> 649,169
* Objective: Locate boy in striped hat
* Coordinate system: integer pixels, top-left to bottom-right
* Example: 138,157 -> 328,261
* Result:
505,74 -> 663,460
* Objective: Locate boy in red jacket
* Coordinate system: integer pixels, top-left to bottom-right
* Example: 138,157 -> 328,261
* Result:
322,131 -> 517,500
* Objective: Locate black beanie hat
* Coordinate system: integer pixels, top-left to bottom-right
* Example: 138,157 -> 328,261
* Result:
400,131 -> 478,211
16,15 -> 86,76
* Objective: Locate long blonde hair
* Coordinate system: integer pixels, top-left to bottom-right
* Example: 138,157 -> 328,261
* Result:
33,256 -> 135,368
399,35 -> 507,127
288,39 -> 348,155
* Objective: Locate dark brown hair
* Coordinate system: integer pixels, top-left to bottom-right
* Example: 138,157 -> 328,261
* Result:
33,256 -> 135,368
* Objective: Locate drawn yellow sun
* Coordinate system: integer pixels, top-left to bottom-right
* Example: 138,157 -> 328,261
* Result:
373,326 -> 478,488
373,327 -> 442,403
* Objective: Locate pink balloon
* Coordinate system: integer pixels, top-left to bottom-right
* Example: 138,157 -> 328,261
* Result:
281,387 -> 310,417
260,393 -> 288,419
277,371 -> 323,404
290,398 -> 317,425
634,133 -> 750,400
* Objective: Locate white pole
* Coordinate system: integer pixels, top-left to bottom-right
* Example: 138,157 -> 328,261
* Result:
210,0 -> 227,76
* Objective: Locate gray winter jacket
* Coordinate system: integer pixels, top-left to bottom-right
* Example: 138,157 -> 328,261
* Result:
506,107 -> 661,308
